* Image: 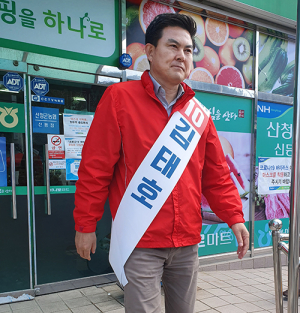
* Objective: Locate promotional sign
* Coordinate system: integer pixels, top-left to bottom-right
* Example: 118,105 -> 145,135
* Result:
65,137 -> 85,159
47,134 -> 65,159
49,159 -> 66,170
0,102 -> 25,133
258,157 -> 291,194
66,159 -> 80,180
3,72 -> 23,92
32,106 -> 59,134
194,91 -> 251,256
31,77 -> 49,96
255,101 -> 293,248
0,0 -> 119,66
63,113 -> 93,137
126,1 -> 254,89
258,34 -> 295,96
0,137 -> 7,187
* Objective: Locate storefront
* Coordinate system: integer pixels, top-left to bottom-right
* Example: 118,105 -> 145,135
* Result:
0,0 -> 296,297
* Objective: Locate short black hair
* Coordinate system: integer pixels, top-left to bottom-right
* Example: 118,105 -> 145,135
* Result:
145,13 -> 196,49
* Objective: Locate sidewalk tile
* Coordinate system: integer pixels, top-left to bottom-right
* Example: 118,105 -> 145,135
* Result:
215,304 -> 246,313
71,305 -> 100,313
200,296 -> 229,308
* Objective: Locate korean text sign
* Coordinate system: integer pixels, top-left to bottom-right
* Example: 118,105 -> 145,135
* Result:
0,0 -> 119,66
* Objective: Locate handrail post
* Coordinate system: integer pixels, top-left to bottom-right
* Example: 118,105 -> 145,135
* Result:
269,219 -> 283,313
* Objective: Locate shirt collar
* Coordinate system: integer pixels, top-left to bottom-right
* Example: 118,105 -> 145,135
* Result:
149,72 -> 184,99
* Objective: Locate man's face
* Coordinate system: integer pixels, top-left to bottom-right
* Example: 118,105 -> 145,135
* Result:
146,26 -> 194,86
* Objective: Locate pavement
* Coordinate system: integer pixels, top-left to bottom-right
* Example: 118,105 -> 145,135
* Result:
0,265 -> 297,313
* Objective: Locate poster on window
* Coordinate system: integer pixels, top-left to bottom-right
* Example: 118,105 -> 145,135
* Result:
254,101 -> 293,248
194,92 -> 251,256
126,0 -> 254,89
63,114 -> 93,137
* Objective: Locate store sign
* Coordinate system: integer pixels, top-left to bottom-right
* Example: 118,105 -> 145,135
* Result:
234,0 -> 296,21
0,102 -> 25,133
0,0 -> 119,66
31,77 -> 49,96
3,72 -> 23,92
32,106 -> 59,134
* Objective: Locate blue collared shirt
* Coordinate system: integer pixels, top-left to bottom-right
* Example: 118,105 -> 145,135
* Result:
149,72 -> 184,117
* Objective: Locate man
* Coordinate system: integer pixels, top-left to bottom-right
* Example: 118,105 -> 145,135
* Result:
74,13 -> 249,313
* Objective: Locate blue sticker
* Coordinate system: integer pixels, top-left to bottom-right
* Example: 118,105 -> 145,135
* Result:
32,95 -> 65,105
66,159 -> 80,181
31,77 -> 49,96
3,72 -> 23,92
0,137 -> 7,187
257,101 -> 292,118
32,107 -> 59,134
119,53 -> 132,68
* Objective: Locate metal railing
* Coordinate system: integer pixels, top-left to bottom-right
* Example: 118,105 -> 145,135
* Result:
269,219 -> 299,313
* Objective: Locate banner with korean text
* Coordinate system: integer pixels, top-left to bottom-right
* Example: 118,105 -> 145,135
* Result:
0,0 -> 119,66
194,91 -> 252,257
109,98 -> 210,286
254,101 -> 292,248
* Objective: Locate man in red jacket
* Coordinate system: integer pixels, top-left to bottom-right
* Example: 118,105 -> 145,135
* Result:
74,13 -> 249,313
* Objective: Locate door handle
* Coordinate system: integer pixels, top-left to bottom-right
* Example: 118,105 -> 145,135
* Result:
10,143 -> 17,219
45,144 -> 51,215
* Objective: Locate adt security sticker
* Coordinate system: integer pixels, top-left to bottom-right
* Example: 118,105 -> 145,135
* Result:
66,159 -> 80,181
3,72 -> 23,92
32,107 -> 59,134
31,77 -> 49,96
0,137 -> 7,187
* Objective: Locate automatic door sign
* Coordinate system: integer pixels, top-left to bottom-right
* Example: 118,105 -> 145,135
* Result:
49,159 -> 66,170
31,77 -> 49,96
47,134 -> 65,159
3,73 -> 23,92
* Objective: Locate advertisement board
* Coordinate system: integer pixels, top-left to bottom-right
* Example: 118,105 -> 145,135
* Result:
126,0 -> 254,89
0,0 -> 120,66
258,34 -> 295,97
195,91 -> 252,256
254,101 -> 292,248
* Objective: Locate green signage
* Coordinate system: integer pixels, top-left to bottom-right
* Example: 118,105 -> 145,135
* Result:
195,92 -> 252,133
0,0 -> 120,67
0,102 -> 25,133
256,101 -> 293,165
234,0 -> 297,21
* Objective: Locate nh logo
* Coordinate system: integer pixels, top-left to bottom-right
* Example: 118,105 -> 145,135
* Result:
257,105 -> 270,113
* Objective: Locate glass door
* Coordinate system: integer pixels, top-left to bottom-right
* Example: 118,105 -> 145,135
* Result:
0,70 -> 32,293
29,72 -> 115,286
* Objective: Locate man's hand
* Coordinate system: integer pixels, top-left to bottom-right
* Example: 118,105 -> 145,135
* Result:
231,223 -> 249,259
75,231 -> 97,261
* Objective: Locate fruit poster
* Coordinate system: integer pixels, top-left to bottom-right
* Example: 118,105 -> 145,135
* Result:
126,0 -> 254,89
195,92 -> 252,256
258,33 -> 295,96
254,101 -> 293,248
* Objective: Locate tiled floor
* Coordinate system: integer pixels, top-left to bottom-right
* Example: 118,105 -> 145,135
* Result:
0,265 -> 298,313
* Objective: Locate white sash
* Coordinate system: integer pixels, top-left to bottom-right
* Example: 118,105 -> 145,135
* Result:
109,97 -> 210,286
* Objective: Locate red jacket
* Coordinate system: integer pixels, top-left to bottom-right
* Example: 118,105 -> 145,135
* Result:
74,71 -> 244,248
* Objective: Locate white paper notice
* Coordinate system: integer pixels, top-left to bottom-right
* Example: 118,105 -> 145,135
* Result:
63,114 -> 93,137
65,137 -> 86,159
49,159 -> 66,170
258,157 -> 291,194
